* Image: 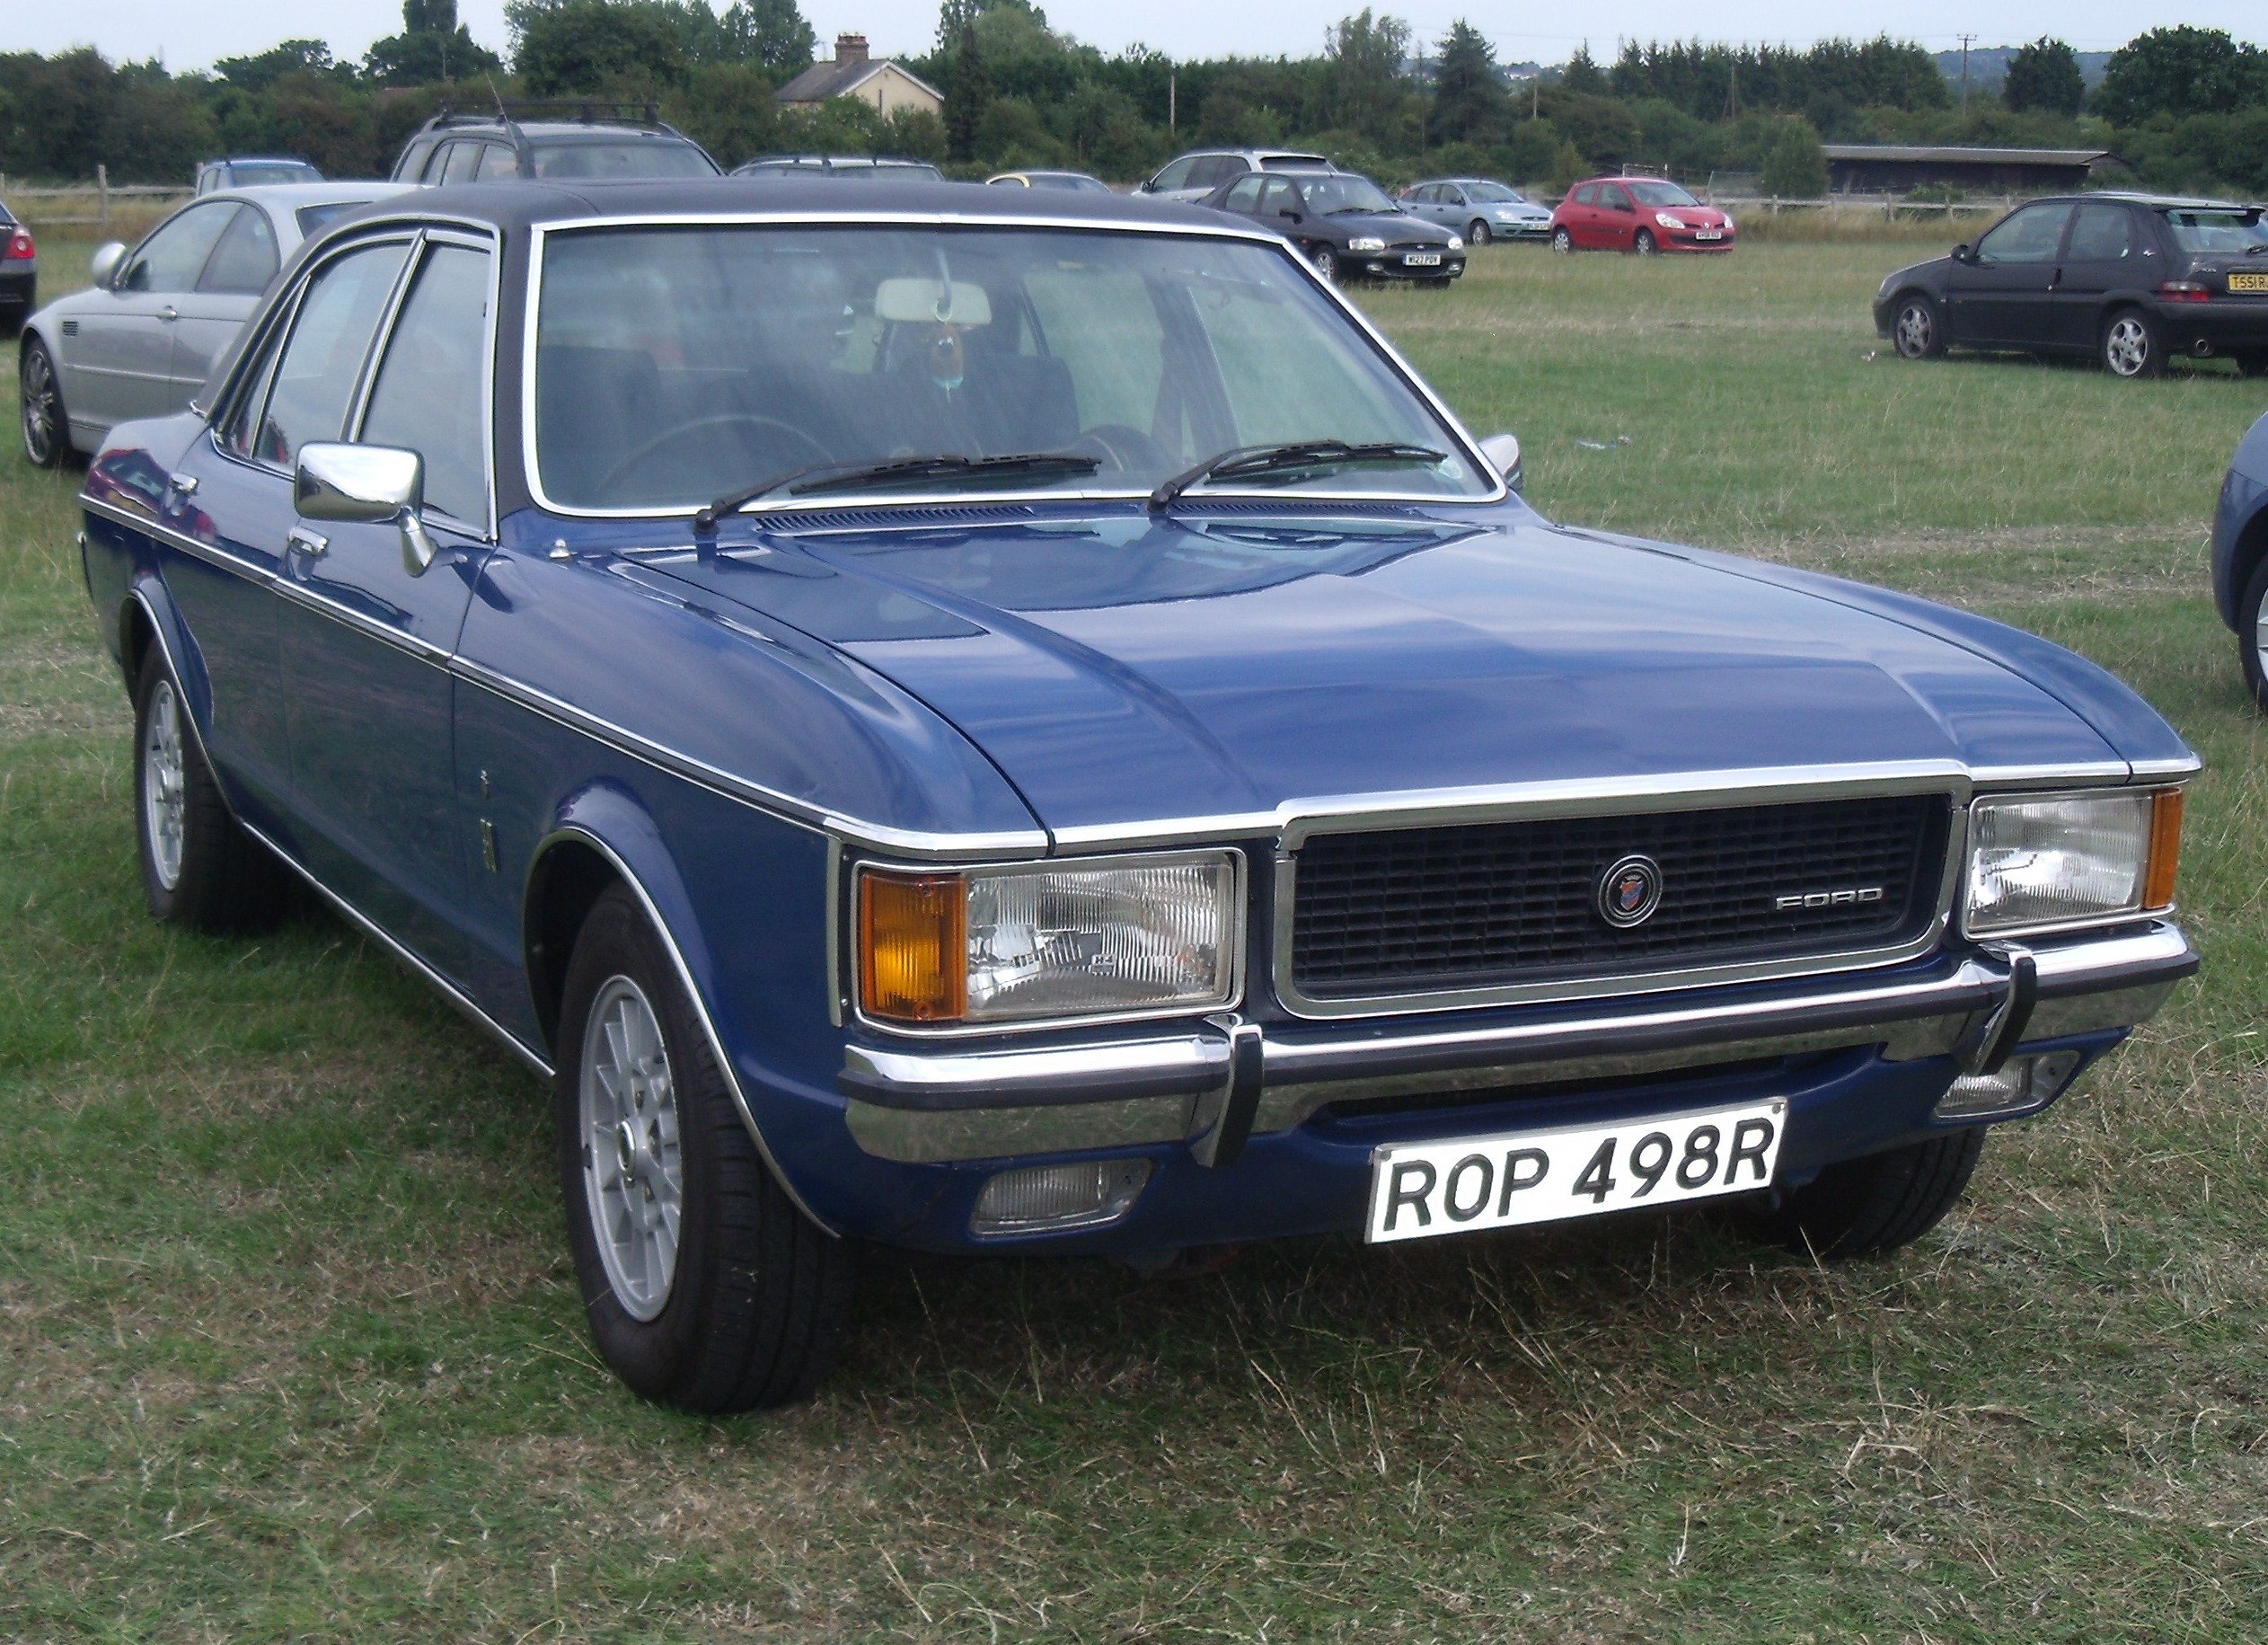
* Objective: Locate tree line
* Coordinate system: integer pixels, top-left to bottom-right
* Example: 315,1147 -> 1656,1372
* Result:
1,3 -> 2264,199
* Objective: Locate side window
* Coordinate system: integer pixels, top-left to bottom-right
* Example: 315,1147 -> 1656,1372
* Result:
359,243 -> 493,529
219,315 -> 290,460
1149,157 -> 1195,191
474,143 -> 518,181
1259,178 -> 1296,217
1222,174 -> 1265,213
120,202 -> 238,293
255,241 -> 414,472
1975,202 -> 2075,265
1572,184 -> 1598,207
421,142 -> 458,183
2067,203 -> 2136,261
1603,185 -> 1633,211
442,141 -> 485,184
199,206 -> 280,294
1189,156 -> 1240,190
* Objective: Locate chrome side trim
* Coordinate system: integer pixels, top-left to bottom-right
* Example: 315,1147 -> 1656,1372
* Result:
516,210 -> 1505,522
533,826 -> 837,1235
271,575 -> 454,666
82,492 -> 275,585
236,818 -> 552,1078
837,923 -> 2193,1163
1272,764 -> 1969,1021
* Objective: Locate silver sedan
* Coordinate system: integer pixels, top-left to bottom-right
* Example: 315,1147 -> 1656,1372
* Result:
19,181 -> 409,465
1399,178 -> 1555,244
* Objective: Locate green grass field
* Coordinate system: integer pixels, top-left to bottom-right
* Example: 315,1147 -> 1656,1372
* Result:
5,237 -> 2268,1641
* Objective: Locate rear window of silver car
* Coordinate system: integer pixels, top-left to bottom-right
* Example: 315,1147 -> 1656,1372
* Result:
530,225 -> 1490,513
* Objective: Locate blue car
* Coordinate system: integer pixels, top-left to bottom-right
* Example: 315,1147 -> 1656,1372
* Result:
2213,406 -> 2268,709
76,179 -> 2200,1411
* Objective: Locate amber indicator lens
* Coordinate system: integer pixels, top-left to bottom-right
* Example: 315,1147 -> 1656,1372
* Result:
2144,787 -> 2184,911
858,870 -> 967,1022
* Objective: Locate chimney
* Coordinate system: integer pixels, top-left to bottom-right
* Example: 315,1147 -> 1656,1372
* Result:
835,33 -> 869,64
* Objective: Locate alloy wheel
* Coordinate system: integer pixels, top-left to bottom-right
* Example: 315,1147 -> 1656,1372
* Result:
1894,301 -> 1934,358
1634,230 -> 1657,256
1469,219 -> 1490,246
579,975 -> 684,1322
1551,227 -> 1573,254
1311,247 -> 1337,282
140,677 -> 187,891
20,345 -> 59,465
2104,314 -> 2152,377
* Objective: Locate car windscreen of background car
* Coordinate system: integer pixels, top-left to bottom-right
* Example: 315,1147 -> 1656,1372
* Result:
1299,177 -> 1399,216
531,143 -> 718,180
1625,181 -> 1700,207
1465,182 -> 1523,203
2165,210 -> 2268,253
532,226 -> 1489,512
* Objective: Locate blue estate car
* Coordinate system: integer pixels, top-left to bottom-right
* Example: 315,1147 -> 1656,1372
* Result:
2212,405 -> 2268,709
76,179 -> 2200,1410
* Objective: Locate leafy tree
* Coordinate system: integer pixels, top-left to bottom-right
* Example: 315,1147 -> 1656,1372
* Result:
939,0 -> 990,161
2001,37 -> 2083,116
1560,45 -> 1607,95
215,40 -> 342,94
718,0 -> 814,75
366,1 -> 503,85
1326,10 -> 1412,144
2095,27 -> 2268,125
665,60 -> 781,162
1760,116 -> 1828,195
1429,21 -> 1506,146
515,1 -> 693,93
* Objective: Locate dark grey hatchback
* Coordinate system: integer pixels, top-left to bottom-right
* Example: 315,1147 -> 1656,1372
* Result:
1874,192 -> 2268,379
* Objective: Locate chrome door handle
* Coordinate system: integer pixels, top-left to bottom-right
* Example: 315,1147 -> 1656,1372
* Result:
287,526 -> 329,558
158,305 -> 179,323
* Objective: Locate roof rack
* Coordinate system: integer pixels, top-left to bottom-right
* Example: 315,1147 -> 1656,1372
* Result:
427,100 -> 669,132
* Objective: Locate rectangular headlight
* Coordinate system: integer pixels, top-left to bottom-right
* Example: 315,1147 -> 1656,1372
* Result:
1964,788 -> 2183,936
858,852 -> 1242,1027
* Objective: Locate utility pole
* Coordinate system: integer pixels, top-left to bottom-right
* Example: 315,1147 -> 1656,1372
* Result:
1957,33 -> 1975,111
1168,71 -> 1176,133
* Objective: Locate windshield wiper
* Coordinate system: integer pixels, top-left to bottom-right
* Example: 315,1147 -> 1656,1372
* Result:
1147,440 -> 1447,511
694,451 -> 1099,533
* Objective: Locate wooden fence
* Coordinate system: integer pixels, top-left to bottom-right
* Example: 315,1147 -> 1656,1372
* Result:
0,166 -> 190,230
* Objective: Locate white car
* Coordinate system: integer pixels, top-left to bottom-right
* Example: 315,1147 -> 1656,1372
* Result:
19,182 -> 409,465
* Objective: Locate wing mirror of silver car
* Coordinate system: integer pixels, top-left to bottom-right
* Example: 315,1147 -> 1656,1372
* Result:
295,442 -> 440,576
1478,432 -> 1523,493
91,242 -> 127,286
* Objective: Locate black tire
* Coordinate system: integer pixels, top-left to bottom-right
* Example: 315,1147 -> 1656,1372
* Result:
132,646 -> 287,932
1550,226 -> 1574,255
1310,246 -> 1337,283
555,886 -> 856,1411
1633,229 -> 1658,256
1891,293 -> 1946,360
1467,218 -> 1490,246
21,334 -> 70,467
2100,307 -> 2165,379
1743,1128 -> 1986,1258
2234,351 -> 2268,378
2237,554 -> 2268,714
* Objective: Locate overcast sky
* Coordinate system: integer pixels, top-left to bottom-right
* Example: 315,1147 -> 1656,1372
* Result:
11,2 -> 2264,75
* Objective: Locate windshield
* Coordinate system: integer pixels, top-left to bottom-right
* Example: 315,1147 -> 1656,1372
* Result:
533,225 -> 1488,512
1299,175 -> 1399,216
231,162 -> 318,187
2164,208 -> 2268,253
531,142 -> 718,181
1465,182 -> 1525,204
1625,181 -> 1700,208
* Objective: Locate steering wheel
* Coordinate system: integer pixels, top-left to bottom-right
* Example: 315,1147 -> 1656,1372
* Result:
1071,423 -> 1169,476
595,414 -> 834,498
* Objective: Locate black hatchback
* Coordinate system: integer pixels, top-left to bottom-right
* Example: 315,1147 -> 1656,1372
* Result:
1199,171 -> 1465,287
1875,192 -> 2268,379
392,103 -> 719,185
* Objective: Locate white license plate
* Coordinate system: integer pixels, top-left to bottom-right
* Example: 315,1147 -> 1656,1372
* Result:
1404,252 -> 1443,266
1694,229 -> 1723,241
1365,1099 -> 1786,1244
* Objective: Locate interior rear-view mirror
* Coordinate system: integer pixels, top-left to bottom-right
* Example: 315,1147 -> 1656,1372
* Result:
1479,432 -> 1523,493
296,441 -> 439,576
875,277 -> 993,326
91,241 -> 127,285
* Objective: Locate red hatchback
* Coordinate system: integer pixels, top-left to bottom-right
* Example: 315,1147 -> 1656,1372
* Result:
1549,177 -> 1735,255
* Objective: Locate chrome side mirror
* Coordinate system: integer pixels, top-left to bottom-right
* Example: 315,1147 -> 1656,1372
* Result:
1478,431 -> 1523,493
295,442 -> 439,575
91,241 -> 127,286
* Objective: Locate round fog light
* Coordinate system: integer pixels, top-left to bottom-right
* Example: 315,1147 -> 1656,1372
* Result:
972,1159 -> 1152,1235
1935,1050 -> 2083,1121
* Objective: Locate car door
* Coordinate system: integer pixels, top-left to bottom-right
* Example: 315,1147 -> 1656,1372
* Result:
2052,201 -> 2146,353
1218,172 -> 1265,221
1944,200 -> 2073,349
1565,184 -> 1600,246
68,200 -> 239,428
1258,177 -> 1305,248
1598,183 -> 1638,250
274,232 -> 495,976
170,201 -> 279,403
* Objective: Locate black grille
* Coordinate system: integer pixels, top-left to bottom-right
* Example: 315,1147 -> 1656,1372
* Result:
1290,793 -> 1951,998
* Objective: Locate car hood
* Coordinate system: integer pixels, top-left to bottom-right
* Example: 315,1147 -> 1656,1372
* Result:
1655,206 -> 1730,228
645,507 -> 2163,840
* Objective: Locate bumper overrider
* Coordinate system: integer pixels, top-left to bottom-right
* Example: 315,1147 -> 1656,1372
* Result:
838,921 -> 2193,1242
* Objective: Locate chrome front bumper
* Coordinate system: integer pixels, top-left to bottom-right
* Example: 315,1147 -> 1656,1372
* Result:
839,924 -> 2195,1163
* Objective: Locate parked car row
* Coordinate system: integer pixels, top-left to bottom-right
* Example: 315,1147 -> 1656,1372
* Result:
66,171 -> 2198,1413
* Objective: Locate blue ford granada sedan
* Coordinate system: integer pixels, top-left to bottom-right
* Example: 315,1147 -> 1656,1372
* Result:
77,179 -> 2200,1410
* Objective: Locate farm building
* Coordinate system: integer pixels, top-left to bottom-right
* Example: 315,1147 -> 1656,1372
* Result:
1822,145 -> 2121,194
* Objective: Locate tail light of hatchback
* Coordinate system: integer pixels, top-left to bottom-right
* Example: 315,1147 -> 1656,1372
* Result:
2157,280 -> 2211,303
2,226 -> 33,261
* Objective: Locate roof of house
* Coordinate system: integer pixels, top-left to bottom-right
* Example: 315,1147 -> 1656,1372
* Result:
774,56 -> 942,105
1821,145 -> 2115,167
